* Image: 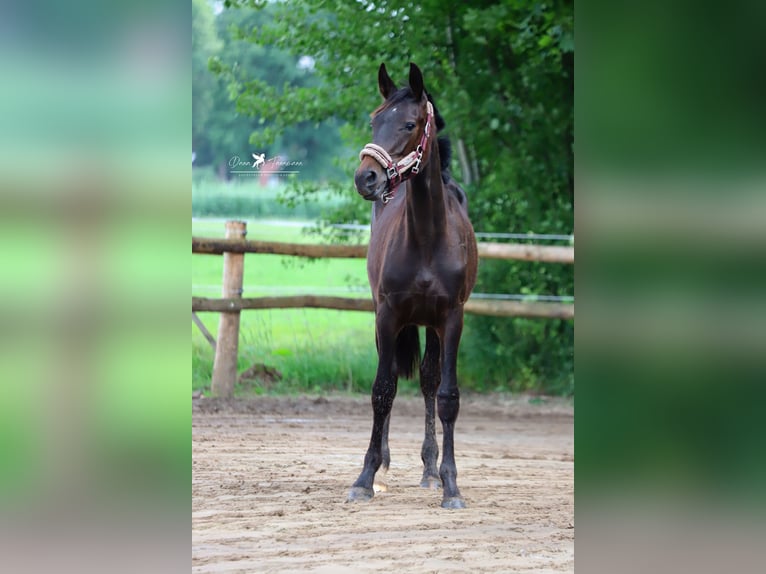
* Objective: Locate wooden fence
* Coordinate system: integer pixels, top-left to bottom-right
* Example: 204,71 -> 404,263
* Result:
193,220 -> 574,396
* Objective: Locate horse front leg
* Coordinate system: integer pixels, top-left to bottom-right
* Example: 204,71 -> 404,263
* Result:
347,311 -> 398,503
419,327 -> 441,489
437,308 -> 466,509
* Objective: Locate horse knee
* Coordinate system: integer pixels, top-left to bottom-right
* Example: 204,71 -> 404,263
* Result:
437,390 -> 460,422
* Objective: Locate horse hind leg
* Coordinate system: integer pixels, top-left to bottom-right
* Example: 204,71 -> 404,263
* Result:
419,328 -> 442,490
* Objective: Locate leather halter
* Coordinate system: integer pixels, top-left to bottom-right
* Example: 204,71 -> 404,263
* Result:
358,100 -> 434,204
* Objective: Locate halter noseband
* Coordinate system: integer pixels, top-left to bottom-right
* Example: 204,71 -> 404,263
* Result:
358,100 -> 434,204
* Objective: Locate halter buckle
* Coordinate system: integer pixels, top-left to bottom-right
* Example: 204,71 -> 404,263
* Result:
411,145 -> 424,175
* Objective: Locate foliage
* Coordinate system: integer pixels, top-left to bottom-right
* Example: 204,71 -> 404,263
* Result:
192,0 -> 222,160
213,0 -> 574,394
193,1 -> 350,180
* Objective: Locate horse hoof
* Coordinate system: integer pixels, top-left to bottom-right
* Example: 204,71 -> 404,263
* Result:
373,481 -> 388,493
420,476 -> 442,490
346,486 -> 374,503
441,497 -> 466,509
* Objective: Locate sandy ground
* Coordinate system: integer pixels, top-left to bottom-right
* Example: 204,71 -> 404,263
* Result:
192,394 -> 574,573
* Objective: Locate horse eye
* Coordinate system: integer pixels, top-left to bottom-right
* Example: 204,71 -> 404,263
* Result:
405,122 -> 416,131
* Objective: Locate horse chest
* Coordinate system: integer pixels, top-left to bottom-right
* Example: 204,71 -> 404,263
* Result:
375,257 -> 466,320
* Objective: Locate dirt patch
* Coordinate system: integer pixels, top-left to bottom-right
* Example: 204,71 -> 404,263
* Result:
192,394 -> 573,573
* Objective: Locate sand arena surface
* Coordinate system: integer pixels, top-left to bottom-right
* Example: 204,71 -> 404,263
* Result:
193,394 -> 573,573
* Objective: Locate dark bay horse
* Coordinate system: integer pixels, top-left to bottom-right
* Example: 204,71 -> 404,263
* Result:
348,63 -> 478,509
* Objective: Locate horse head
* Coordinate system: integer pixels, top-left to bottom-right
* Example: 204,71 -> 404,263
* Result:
354,63 -> 437,203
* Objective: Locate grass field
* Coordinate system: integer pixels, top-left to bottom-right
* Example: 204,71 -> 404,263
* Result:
192,170 -> 344,220
192,218 -> 386,395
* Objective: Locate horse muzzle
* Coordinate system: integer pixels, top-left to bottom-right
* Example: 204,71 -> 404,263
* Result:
354,164 -> 389,202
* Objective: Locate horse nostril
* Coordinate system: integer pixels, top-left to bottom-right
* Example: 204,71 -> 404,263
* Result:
365,170 -> 377,185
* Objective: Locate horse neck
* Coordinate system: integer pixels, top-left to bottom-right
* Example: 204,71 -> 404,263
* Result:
404,145 -> 448,249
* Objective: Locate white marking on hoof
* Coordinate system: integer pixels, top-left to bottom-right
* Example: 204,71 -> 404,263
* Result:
373,467 -> 388,492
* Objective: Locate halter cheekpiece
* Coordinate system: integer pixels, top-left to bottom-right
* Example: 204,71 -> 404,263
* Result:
358,101 -> 434,204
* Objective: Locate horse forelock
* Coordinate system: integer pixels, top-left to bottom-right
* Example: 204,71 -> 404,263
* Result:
371,87 -> 416,117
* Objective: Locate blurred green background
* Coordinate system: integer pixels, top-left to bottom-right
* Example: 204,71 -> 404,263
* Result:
0,2 -> 189,571
576,1 -> 766,572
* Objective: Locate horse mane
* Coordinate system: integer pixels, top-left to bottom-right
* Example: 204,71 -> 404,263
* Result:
427,94 -> 465,204
422,92 -> 457,187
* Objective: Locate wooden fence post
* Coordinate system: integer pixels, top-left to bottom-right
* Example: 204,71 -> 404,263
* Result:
210,220 -> 246,397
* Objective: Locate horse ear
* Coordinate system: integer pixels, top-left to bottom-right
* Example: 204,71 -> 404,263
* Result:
408,62 -> 424,101
378,63 -> 397,100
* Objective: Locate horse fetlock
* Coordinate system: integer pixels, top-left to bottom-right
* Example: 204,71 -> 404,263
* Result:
439,463 -> 458,480
439,468 -> 461,496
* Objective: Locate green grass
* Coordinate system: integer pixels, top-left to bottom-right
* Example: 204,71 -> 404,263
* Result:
192,218 -> 383,396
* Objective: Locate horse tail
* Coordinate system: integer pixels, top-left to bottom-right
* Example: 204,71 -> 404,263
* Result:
395,325 -> 421,379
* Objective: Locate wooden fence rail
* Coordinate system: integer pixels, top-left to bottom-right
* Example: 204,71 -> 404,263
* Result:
192,237 -> 574,263
193,220 -> 574,397
192,296 -> 574,320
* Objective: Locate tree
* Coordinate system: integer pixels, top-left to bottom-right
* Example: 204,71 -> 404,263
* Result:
192,0 -> 222,164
